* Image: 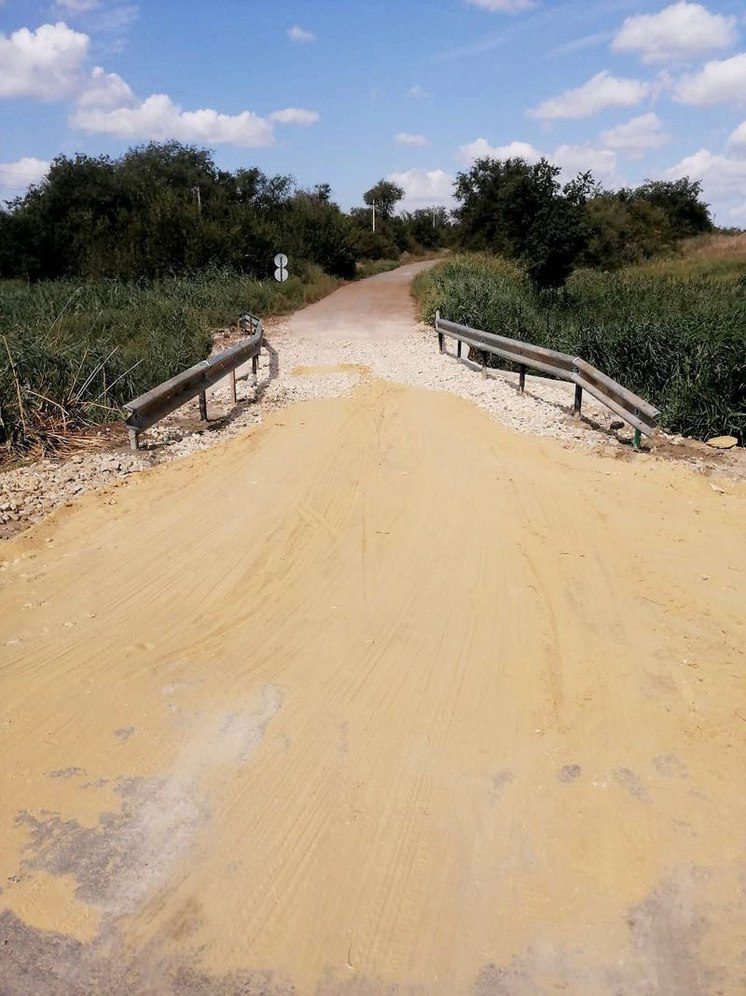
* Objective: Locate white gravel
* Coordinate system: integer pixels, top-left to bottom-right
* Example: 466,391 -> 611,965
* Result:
1,320 -> 742,536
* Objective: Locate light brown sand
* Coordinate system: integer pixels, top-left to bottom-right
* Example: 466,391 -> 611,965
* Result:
1,375 -> 744,993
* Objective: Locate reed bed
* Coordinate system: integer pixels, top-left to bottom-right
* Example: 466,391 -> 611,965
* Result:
0,265 -> 338,456
414,255 -> 745,443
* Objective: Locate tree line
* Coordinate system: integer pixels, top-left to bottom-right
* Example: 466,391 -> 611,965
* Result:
0,141 -> 714,288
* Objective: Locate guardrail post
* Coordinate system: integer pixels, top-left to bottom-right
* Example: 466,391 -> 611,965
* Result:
574,384 -> 583,415
436,310 -> 443,353
252,355 -> 258,386
633,428 -> 641,451
199,390 -> 207,421
518,365 -> 526,394
128,427 -> 139,451
457,339 -> 462,360
230,369 -> 237,404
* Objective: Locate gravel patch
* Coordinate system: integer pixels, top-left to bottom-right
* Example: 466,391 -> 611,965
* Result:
1,320 -> 742,538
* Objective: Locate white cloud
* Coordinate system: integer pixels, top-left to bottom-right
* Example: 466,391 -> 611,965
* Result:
69,60 -> 319,147
456,137 -> 618,183
0,22 -> 89,100
0,156 -> 50,190
664,147 -> 746,220
407,84 -> 429,99
77,65 -> 134,108
466,0 -> 535,12
553,31 -> 612,57
552,143 -> 617,183
52,0 -> 100,12
529,71 -> 649,121
387,168 -> 455,210
674,52 -> 746,106
394,132 -> 429,147
71,93 -> 276,146
670,149 -> 744,193
600,112 -> 668,159
729,121 -> 746,154
457,137 -> 542,164
612,2 -> 736,64
287,25 -> 315,43
269,107 -> 320,125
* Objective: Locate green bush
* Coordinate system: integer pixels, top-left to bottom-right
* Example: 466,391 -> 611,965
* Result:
414,255 -> 745,442
0,265 -> 339,454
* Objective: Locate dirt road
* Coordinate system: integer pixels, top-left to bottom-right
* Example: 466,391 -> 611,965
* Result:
284,261 -> 434,340
1,269 -> 745,994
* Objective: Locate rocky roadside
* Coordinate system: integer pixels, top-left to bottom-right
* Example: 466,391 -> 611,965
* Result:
1,320 -> 743,539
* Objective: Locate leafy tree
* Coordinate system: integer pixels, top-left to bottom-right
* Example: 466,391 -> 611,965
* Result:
455,157 -> 590,288
581,192 -> 672,269
363,179 -> 404,219
0,142 -> 358,281
632,178 -> 712,240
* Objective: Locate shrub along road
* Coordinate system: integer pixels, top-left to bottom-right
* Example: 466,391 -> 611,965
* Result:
1,265 -> 744,994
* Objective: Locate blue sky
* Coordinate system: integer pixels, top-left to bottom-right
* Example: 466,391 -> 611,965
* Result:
1,0 -> 745,223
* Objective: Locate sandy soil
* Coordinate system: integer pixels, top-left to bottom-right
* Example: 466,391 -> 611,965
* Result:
1,266 -> 745,994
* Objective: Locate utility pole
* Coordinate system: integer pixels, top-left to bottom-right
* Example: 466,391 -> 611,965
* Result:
372,200 -> 376,233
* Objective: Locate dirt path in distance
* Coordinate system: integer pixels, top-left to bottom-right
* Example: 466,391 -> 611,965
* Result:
284,260 -> 434,340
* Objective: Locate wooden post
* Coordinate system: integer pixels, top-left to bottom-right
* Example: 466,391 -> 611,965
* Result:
518,365 -> 526,394
574,384 -> 583,415
199,390 -> 207,421
251,355 -> 258,387
230,369 -> 237,404
128,427 -> 139,451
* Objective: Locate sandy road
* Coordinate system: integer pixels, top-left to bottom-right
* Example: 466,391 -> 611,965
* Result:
1,268 -> 745,994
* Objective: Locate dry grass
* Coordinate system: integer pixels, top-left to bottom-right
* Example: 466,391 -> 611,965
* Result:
629,233 -> 746,281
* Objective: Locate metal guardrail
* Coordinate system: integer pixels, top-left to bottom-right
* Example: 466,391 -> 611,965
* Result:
435,311 -> 660,448
124,313 -> 263,450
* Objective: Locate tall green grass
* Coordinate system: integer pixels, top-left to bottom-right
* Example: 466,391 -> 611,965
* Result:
414,255 -> 745,442
1,264 -> 339,454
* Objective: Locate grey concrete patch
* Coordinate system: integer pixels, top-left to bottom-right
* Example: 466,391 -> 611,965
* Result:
0,910 -> 295,995
613,767 -> 652,803
17,773 -> 204,916
653,753 -> 689,779
557,764 -> 581,783
625,870 -> 716,993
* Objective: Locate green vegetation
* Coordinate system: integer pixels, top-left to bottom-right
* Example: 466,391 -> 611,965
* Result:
0,144 -> 358,282
454,157 -> 714,288
414,254 -> 745,443
350,180 -> 453,262
355,259 -> 401,280
0,264 -> 338,455
455,158 -> 590,289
